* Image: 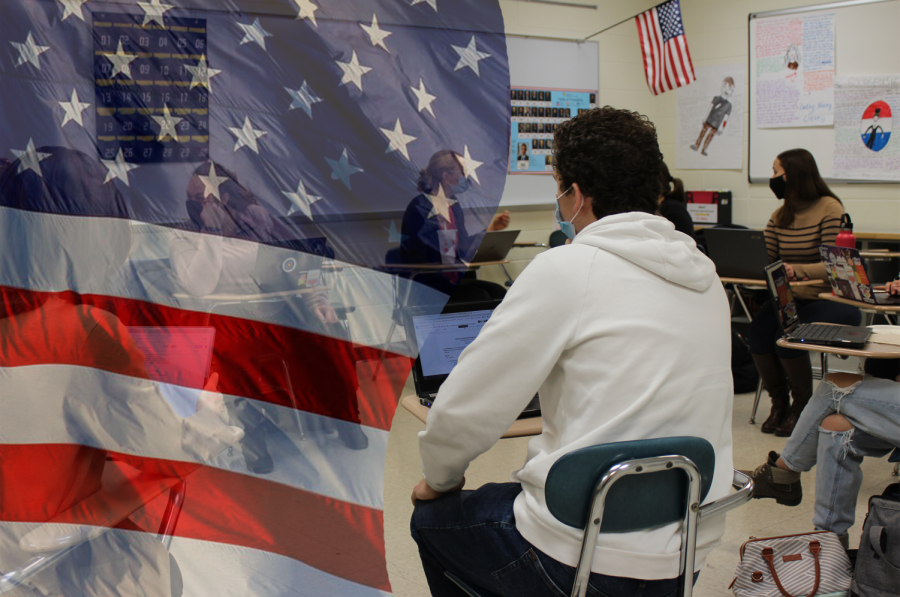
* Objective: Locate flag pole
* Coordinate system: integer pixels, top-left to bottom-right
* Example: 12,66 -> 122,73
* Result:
578,8 -> 650,41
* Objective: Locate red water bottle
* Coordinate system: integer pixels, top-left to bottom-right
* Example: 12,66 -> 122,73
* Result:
835,214 -> 856,249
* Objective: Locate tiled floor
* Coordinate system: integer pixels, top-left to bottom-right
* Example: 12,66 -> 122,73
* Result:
382,378 -> 895,596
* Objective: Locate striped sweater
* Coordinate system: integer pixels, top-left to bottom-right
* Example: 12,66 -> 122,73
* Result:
765,196 -> 844,300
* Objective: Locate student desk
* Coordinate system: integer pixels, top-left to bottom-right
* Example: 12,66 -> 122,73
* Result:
776,331 -> 900,374
816,293 -> 899,325
719,277 -> 823,323
400,395 -> 543,439
173,286 -> 331,325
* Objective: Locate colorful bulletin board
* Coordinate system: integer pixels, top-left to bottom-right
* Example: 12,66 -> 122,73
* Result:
509,87 -> 596,174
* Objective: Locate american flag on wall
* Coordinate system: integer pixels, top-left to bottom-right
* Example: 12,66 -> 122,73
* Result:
635,0 -> 695,96
0,0 -> 509,595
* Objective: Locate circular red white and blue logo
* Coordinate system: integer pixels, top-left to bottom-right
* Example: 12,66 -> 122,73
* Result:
282,258 -> 297,273
859,101 -> 891,152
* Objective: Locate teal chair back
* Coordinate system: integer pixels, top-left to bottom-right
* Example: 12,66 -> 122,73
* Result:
545,436 -> 715,533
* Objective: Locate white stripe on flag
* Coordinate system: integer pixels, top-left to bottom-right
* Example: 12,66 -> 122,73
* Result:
649,8 -> 670,94
0,364 -> 389,509
637,14 -> 655,94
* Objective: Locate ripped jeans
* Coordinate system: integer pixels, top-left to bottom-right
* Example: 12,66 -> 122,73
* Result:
780,375 -> 900,535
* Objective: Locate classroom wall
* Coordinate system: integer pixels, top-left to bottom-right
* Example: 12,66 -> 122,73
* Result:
480,0 -> 899,289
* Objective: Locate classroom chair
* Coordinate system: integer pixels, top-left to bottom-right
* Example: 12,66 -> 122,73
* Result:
0,458 -> 189,596
446,437 -> 753,597
549,230 -> 568,248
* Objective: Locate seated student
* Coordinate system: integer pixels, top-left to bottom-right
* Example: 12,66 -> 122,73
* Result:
410,107 -> 735,597
743,325 -> 900,549
749,149 -> 861,437
399,150 -> 510,303
658,161 -> 696,242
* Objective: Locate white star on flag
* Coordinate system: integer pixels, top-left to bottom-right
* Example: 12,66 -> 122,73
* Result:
58,89 -> 91,128
380,119 -> 417,161
336,51 -> 372,92
137,0 -> 174,27
151,104 -> 183,140
427,183 -> 457,221
292,0 -> 319,27
411,0 -> 437,11
285,81 -> 322,118
283,180 -> 323,218
459,145 -> 483,184
102,41 -> 138,79
11,32 -> 50,70
57,0 -> 88,22
102,148 -> 139,186
238,18 -> 273,52
411,78 -> 437,118
184,55 -> 221,91
11,138 -> 51,177
198,163 -> 228,200
228,117 -> 268,154
326,148 -> 363,190
361,14 -> 392,52
452,36 -> 490,76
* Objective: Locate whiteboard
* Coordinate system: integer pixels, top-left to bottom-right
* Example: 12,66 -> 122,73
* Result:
748,0 -> 900,183
501,36 -> 599,206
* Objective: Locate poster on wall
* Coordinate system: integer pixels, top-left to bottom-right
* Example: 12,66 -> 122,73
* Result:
754,12 -> 835,128
509,87 -> 596,174
833,76 -> 900,181
676,63 -> 744,170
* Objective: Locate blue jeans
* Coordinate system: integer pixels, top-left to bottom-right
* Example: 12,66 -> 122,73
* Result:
780,375 -> 900,535
411,482 -> 688,597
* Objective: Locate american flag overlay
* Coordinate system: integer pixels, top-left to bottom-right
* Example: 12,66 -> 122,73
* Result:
0,1 -> 509,595
635,0 -> 695,96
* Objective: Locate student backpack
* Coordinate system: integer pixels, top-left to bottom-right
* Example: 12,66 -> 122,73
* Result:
851,483 -> 900,597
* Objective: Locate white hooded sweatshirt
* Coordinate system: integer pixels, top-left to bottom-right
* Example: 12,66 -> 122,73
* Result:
418,212 -> 734,580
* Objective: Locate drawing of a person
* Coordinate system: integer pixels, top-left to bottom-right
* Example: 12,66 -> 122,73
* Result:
783,44 -> 801,83
690,77 -> 734,156
863,108 -> 883,150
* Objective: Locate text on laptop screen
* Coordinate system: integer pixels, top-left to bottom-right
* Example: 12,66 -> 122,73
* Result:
413,310 -> 494,377
127,327 -> 215,388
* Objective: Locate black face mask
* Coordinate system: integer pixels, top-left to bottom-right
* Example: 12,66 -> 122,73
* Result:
769,175 -> 787,199
186,200 -> 205,229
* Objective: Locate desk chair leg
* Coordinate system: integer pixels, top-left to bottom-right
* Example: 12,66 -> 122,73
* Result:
500,264 -> 514,287
158,480 -> 187,550
893,462 -> 899,477
820,352 -> 828,378
733,286 -> 754,322
281,360 -> 305,441
749,379 -> 763,424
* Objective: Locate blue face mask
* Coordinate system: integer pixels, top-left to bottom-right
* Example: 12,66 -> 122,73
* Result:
450,177 -> 470,196
554,186 -> 580,240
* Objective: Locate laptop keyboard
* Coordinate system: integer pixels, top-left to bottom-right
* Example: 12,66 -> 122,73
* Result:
795,323 -> 842,341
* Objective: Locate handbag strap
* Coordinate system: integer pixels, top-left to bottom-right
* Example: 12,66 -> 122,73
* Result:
762,540 -> 821,597
869,526 -> 900,570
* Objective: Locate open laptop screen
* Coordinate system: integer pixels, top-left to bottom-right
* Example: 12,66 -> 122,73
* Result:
127,326 -> 216,388
413,309 -> 494,377
764,261 -> 799,332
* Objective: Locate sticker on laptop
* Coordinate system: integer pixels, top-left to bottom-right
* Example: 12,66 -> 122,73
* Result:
282,258 -> 297,273
306,269 -> 321,288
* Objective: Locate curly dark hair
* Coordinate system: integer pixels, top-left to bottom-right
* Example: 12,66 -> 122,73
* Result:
553,106 -> 663,219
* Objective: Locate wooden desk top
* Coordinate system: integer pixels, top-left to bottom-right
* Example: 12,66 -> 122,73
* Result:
859,251 -> 900,258
817,293 -> 900,313
400,395 -> 543,439
513,241 -> 548,248
383,260 -> 510,271
719,277 -> 824,287
174,286 -> 329,302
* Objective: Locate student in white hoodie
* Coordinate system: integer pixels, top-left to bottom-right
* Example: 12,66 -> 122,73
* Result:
410,107 -> 734,597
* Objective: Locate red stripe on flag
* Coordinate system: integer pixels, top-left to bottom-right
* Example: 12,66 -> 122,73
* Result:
635,15 -> 652,94
0,444 -> 391,591
641,12 -> 660,95
672,38 -> 689,86
650,9 -> 673,93
679,35 -> 695,83
0,286 -> 412,431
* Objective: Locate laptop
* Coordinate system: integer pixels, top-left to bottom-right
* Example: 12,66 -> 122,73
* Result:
469,230 -> 521,263
127,326 -> 216,388
764,261 -> 871,349
253,239 -> 327,293
405,299 -> 541,419
819,245 -> 900,306
704,228 -> 771,279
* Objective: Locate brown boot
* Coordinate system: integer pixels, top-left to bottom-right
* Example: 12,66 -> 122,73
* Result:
752,353 -> 790,433
739,451 -> 803,506
775,355 -> 813,437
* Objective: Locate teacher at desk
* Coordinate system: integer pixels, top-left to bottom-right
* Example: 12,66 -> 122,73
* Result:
747,148 -> 862,437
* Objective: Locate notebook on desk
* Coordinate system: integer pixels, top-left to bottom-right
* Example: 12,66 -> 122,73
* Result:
704,228 -> 770,280
764,261 -> 871,349
405,299 -> 541,419
819,245 -> 900,306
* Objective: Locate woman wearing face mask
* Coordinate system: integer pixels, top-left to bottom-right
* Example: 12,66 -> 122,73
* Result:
747,149 -> 861,437
399,150 -> 509,303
